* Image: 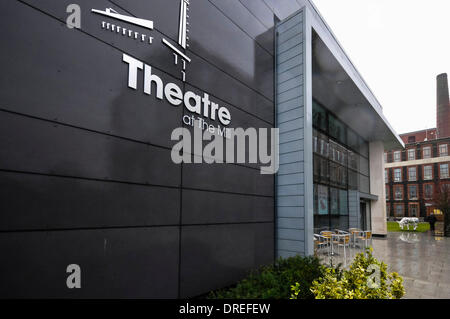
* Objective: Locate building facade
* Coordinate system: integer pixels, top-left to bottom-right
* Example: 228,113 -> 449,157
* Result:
385,73 -> 450,218
0,0 -> 402,298
385,135 -> 450,218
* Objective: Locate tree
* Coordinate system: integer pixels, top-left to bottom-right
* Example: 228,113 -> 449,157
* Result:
432,184 -> 450,236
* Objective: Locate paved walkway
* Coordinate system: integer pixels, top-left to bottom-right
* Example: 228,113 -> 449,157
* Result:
318,231 -> 450,299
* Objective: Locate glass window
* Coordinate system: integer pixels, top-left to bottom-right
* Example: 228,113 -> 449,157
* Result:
394,186 -> 403,200
423,146 -> 431,159
439,144 -> 448,157
359,137 -> 369,158
313,101 -> 327,132
409,204 -> 419,217
328,114 -> 346,144
386,185 -> 390,200
311,99 -> 371,232
330,188 -> 339,215
395,204 -> 404,217
348,170 -> 358,190
424,184 -> 433,199
384,152 -> 388,163
313,184 -> 318,214
339,190 -> 348,215
393,151 -> 401,162
349,151 -> 358,171
359,174 -> 370,193
317,185 -> 328,215
359,156 -> 369,176
407,149 -> 416,161
394,168 -> 402,182
347,129 -> 359,151
338,165 -> 347,187
385,169 -> 388,182
424,165 -> 433,180
440,164 -> 449,179
408,185 -> 418,200
408,167 -> 417,181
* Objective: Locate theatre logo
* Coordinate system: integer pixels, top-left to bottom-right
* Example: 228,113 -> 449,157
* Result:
91,0 -> 191,81
91,7 -> 155,44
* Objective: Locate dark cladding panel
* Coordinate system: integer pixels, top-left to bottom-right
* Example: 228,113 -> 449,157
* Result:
0,111 -> 180,187
209,0 -> 274,54
0,227 -> 179,298
16,0 -> 274,123
180,223 -> 273,297
239,0 -> 276,29
263,0 -> 301,20
182,189 -> 273,224
187,53 -> 274,124
188,0 -> 274,101
182,162 -> 274,197
0,171 -> 180,231
0,0 -> 278,298
109,0 -> 180,41
0,0 -> 183,149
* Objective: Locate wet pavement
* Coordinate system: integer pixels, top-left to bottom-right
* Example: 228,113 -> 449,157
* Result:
317,231 -> 450,299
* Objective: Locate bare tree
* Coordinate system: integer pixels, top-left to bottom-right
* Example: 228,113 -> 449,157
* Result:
432,184 -> 450,236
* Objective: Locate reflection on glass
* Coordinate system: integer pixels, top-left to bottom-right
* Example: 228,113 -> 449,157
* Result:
312,99 -> 370,232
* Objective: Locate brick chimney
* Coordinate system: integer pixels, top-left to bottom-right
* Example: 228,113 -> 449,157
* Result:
437,73 -> 450,138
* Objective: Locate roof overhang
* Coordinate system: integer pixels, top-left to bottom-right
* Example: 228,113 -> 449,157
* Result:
298,0 -> 405,151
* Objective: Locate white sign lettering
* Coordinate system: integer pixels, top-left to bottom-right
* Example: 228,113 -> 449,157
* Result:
123,53 -> 232,126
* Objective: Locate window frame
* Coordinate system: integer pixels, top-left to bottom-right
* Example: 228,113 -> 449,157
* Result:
439,163 -> 449,179
393,150 -> 402,162
394,203 -> 405,217
408,203 -> 419,217
393,185 -> 404,201
408,166 -> 417,182
439,144 -> 448,157
423,165 -> 433,181
422,146 -> 432,159
408,184 -> 419,200
393,167 -> 402,182
423,183 -> 434,200
407,148 -> 416,161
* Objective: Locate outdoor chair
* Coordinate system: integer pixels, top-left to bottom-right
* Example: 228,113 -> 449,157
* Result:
348,228 -> 362,247
333,233 -> 351,266
356,230 -> 373,248
320,230 -> 334,255
314,234 -> 330,255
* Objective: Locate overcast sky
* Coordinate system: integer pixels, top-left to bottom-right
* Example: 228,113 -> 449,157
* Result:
312,0 -> 450,135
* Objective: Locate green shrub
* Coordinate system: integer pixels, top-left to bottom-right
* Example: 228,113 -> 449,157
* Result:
209,255 -> 323,299
291,248 -> 405,299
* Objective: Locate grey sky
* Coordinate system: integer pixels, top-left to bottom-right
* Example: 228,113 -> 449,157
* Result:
312,0 -> 450,135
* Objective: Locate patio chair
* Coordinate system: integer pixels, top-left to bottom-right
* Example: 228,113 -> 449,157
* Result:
314,234 -> 330,255
333,233 -> 351,266
356,230 -> 373,248
348,228 -> 362,247
320,230 -> 334,255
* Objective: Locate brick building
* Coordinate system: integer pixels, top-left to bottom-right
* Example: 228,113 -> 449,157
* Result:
385,73 -> 450,218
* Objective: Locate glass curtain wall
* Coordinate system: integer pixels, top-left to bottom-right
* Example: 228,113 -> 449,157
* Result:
312,100 -> 370,232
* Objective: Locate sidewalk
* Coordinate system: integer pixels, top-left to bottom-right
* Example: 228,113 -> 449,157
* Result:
373,232 -> 450,299
317,231 -> 450,299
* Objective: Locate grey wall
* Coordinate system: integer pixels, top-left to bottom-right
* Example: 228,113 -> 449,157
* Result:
275,9 -> 313,258
0,0 -> 303,298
